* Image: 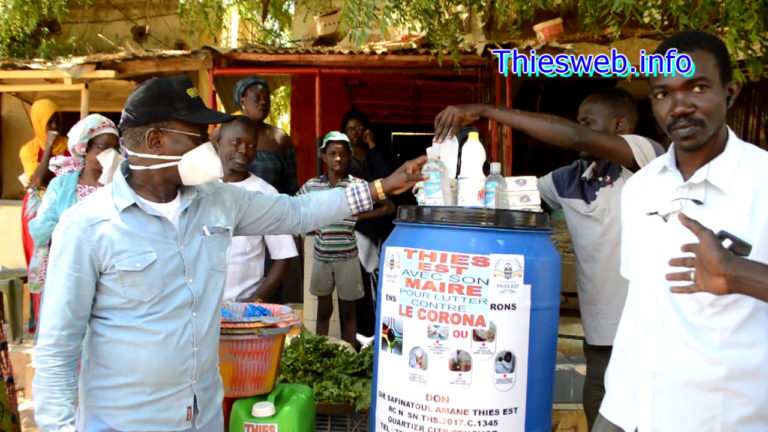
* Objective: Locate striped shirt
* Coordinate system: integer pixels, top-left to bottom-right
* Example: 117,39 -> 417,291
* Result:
299,174 -> 368,261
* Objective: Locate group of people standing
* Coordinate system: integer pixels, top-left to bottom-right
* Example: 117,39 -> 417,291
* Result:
435,30 -> 768,432
19,76 -> 395,349
15,29 -> 768,432
18,103 -> 123,333
27,71 -> 425,432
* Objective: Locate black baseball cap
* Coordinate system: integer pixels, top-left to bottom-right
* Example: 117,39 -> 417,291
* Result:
118,75 -> 233,132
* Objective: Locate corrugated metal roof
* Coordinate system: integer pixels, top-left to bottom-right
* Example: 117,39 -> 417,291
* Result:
0,32 -> 665,72
0,48 -> 207,71
209,42 -> 479,56
209,35 -> 662,59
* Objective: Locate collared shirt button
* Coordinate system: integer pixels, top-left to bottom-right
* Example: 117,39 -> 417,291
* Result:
192,312 -> 197,317
136,263 -> 141,268
194,347 -> 198,352
180,246 -> 184,251
188,279 -> 193,284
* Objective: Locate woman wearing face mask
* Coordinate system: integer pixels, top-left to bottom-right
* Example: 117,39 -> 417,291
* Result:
28,115 -> 121,300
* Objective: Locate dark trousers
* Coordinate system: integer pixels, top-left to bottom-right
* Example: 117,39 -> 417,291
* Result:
592,413 -> 628,432
583,342 -> 613,431
262,237 -> 304,304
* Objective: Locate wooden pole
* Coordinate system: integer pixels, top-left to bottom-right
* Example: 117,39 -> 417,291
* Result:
315,71 -> 323,177
198,67 -> 212,108
0,83 -> 85,92
80,83 -> 90,119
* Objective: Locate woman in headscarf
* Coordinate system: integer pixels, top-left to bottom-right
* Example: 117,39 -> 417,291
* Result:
27,114 -> 121,328
19,99 -> 69,190
233,76 -> 299,195
233,77 -> 302,305
18,99 -> 69,267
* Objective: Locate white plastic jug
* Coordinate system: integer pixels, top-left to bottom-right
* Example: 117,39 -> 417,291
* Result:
457,131 -> 486,207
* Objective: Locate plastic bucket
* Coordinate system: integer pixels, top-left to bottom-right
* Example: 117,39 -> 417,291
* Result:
219,331 -> 288,398
532,18 -> 564,42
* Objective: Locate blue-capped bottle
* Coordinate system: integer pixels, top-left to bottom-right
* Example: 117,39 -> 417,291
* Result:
484,162 -> 508,209
421,146 -> 448,206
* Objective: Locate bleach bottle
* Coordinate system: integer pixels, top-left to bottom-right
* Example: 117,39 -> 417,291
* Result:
422,146 -> 449,206
457,131 -> 486,207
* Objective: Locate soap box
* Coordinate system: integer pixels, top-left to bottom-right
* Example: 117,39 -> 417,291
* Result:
507,190 -> 541,206
508,205 -> 543,212
505,176 -> 538,192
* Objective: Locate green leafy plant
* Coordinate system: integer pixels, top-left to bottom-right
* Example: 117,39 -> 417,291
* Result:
278,329 -> 374,412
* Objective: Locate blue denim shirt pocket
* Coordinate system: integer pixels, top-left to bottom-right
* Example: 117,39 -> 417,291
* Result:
202,225 -> 231,271
114,250 -> 164,301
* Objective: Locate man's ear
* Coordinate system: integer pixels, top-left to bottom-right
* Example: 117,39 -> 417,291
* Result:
144,128 -> 164,153
210,127 -> 220,149
725,80 -> 741,109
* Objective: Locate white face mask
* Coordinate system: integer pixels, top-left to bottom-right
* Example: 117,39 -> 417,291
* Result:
126,142 -> 224,186
95,148 -> 125,185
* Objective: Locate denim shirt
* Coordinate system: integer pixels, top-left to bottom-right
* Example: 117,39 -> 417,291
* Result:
33,162 -> 373,432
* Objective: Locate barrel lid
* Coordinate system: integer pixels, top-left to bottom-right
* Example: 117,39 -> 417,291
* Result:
252,401 -> 276,418
396,205 -> 550,230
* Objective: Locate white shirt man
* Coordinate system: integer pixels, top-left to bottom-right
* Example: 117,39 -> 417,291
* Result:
601,129 -> 768,431
222,174 -> 298,303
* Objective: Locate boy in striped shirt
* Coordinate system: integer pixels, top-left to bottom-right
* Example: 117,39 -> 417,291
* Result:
299,131 -> 394,347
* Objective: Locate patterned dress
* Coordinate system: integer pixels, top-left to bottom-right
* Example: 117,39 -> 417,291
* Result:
28,182 -> 100,294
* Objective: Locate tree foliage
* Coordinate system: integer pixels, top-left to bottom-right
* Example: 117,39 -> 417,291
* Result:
181,0 -> 767,80
572,0 -> 768,81
1,0 -> 765,80
0,0 -> 85,58
178,0 -> 294,47
298,0 -> 767,80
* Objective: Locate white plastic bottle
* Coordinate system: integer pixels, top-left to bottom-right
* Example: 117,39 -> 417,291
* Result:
421,146 -> 448,206
457,131 -> 487,207
484,162 -> 508,209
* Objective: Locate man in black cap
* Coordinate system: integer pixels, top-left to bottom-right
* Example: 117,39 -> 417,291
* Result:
33,75 -> 426,432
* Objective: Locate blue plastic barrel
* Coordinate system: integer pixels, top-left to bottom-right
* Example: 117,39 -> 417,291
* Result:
371,206 -> 561,432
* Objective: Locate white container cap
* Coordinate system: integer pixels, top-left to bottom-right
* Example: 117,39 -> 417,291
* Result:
490,162 -> 501,174
251,401 -> 276,418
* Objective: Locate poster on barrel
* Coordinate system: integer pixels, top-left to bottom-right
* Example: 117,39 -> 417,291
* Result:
374,246 -> 531,432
